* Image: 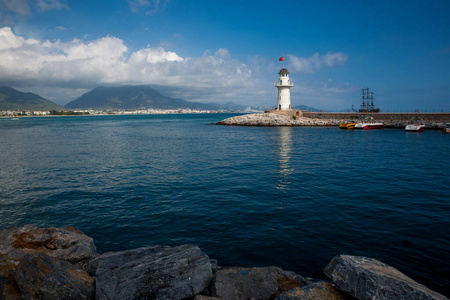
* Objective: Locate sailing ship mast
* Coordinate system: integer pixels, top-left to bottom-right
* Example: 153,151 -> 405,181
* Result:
359,88 -> 380,113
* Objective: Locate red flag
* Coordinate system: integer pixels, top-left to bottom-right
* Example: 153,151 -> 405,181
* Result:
279,56 -> 284,61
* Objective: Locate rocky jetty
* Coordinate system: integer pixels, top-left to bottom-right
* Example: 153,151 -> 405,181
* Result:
216,112 -> 448,129
0,225 -> 448,300
216,113 -> 339,126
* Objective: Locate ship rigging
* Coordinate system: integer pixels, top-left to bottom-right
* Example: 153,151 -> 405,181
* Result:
359,88 -> 380,113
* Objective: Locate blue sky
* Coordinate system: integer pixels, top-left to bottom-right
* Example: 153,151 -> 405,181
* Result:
0,0 -> 449,111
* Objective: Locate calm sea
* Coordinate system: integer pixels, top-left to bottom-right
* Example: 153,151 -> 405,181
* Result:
0,114 -> 449,296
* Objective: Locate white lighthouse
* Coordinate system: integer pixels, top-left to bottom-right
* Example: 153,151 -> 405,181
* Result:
275,68 -> 293,110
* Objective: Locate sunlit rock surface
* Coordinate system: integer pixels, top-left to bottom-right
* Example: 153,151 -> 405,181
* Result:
88,244 -> 213,300
0,225 -> 96,279
14,253 -> 94,300
216,113 -> 338,126
324,255 -> 448,300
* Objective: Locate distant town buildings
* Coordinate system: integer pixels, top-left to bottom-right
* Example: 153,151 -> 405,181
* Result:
0,107 -> 256,117
0,110 -> 50,116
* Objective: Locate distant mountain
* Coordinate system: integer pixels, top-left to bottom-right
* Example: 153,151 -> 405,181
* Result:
292,105 -> 320,112
65,85 -> 226,110
0,86 -> 65,111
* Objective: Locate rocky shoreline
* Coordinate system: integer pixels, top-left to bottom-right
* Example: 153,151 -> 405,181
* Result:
0,225 -> 448,300
216,113 -> 336,127
216,113 -> 447,129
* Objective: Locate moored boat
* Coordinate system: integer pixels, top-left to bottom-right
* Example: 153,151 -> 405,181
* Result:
444,123 -> 450,133
405,124 -> 425,132
354,122 -> 383,130
354,116 -> 383,130
339,122 -> 357,129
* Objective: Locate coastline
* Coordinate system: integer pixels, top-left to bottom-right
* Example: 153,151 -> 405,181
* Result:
0,109 -> 241,118
2,111 -> 449,130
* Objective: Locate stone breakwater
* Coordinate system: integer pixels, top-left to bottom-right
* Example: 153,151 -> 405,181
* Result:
216,112 -> 450,128
216,113 -> 339,127
1,225 -> 448,300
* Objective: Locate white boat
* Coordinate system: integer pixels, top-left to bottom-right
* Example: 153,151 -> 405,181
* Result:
444,123 -> 450,133
354,116 -> 383,130
354,122 -> 383,130
405,124 -> 425,132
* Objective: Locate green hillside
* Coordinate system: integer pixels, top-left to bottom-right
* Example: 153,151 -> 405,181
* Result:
65,85 -> 221,110
0,87 -> 65,111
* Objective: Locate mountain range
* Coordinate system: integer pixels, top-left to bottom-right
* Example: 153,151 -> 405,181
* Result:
0,86 -> 65,111
65,85 -> 232,110
293,105 -> 320,112
0,85 -> 318,112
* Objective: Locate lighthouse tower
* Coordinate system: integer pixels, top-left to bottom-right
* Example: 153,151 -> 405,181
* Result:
275,68 -> 293,110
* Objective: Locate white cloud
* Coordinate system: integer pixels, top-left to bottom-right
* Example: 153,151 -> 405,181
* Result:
288,52 -> 348,73
0,27 -> 263,104
0,28 -> 352,108
288,77 -> 357,110
129,47 -> 183,64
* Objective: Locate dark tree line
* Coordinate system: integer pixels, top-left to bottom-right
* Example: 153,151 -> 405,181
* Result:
49,110 -> 90,115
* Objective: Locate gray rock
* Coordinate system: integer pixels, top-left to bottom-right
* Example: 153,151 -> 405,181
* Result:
216,113 -> 333,127
89,244 -> 213,300
194,296 -> 223,300
0,276 -> 22,300
275,281 -> 349,300
0,225 -> 97,278
14,253 -> 94,300
324,254 -> 448,300
210,259 -> 219,274
212,266 -> 307,300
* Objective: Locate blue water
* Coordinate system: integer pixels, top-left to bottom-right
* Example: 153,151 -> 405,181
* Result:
0,114 -> 449,296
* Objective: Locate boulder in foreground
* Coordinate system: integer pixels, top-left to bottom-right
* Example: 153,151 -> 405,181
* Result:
324,254 -> 448,300
0,276 -> 22,300
275,281 -> 349,300
88,244 -> 213,300
14,253 -> 94,300
0,225 -> 97,278
212,266 -> 308,300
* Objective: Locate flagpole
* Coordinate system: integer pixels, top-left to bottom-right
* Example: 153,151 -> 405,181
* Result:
279,55 -> 285,67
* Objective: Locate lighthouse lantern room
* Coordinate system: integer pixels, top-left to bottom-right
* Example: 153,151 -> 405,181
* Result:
274,68 -> 293,110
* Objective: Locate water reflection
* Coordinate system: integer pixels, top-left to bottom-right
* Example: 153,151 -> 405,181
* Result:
275,127 -> 294,190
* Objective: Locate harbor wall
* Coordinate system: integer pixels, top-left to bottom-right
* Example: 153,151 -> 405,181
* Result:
301,112 -> 450,122
255,111 -> 450,128
263,109 -> 300,118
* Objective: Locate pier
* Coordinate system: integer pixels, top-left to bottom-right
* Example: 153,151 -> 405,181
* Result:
219,111 -> 450,128
302,112 -> 450,128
